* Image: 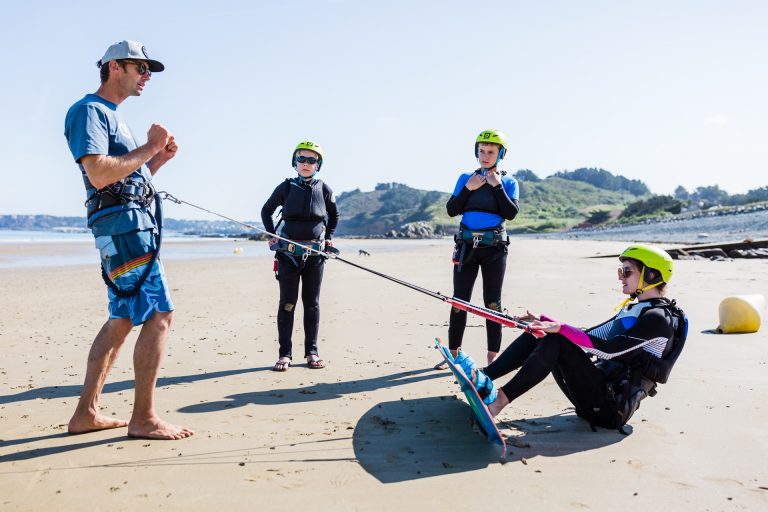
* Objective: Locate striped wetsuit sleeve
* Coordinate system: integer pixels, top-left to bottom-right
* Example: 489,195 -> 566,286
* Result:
557,308 -> 673,361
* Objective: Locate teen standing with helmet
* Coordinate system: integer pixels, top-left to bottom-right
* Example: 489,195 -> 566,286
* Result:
455,244 -> 688,433
435,129 -> 520,370
261,141 -> 339,371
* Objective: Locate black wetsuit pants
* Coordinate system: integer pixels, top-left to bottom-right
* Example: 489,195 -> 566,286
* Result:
275,252 -> 325,359
448,244 -> 507,353
484,332 -> 618,427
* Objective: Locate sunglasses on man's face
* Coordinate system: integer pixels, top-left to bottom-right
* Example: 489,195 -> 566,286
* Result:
122,60 -> 151,76
296,156 -> 319,165
617,267 -> 634,279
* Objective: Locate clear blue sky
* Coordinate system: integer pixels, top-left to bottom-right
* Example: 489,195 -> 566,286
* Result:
2,1 -> 766,220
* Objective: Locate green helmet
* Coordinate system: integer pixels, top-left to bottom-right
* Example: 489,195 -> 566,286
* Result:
475,129 -> 508,160
620,244 -> 674,283
292,141 -> 324,170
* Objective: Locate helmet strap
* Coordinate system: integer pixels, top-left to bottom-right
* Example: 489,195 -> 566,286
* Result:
295,170 -> 317,181
477,164 -> 497,175
613,264 -> 662,311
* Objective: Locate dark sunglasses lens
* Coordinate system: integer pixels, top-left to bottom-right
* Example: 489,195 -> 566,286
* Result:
297,156 -> 317,164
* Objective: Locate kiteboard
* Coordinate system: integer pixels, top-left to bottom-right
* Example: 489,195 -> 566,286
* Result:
435,338 -> 506,457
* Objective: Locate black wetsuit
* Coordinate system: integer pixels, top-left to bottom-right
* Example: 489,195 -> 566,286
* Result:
261,177 -> 340,359
484,298 -> 677,428
446,171 -> 519,353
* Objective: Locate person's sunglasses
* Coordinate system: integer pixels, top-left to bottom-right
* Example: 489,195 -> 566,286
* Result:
121,60 -> 151,76
296,156 -> 319,164
617,267 -> 634,279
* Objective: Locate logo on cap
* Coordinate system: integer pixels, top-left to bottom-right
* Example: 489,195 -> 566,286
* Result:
141,46 -> 149,58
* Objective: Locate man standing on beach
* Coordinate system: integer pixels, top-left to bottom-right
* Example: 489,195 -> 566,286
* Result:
63,40 -> 192,440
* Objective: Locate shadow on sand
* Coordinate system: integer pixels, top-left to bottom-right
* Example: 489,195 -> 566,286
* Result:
0,367 -> 272,406
0,434 -> 127,465
353,397 -> 625,483
177,368 -> 444,413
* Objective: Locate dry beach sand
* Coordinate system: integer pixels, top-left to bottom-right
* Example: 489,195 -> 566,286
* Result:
0,238 -> 766,511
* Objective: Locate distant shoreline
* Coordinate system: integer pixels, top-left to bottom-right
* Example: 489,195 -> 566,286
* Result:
3,202 -> 768,245
0,237 -> 445,269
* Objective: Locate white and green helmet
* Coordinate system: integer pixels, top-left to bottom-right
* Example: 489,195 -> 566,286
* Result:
475,129 -> 508,161
292,140 -> 324,170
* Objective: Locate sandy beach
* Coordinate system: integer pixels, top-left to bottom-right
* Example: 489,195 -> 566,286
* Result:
1,238 -> 766,511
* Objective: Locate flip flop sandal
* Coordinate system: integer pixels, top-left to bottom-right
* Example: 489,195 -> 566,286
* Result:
273,360 -> 291,372
306,357 -> 325,369
433,360 -> 449,371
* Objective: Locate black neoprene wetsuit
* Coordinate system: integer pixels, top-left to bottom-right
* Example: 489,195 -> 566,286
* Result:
261,177 -> 340,359
446,175 -> 519,353
484,299 -> 675,428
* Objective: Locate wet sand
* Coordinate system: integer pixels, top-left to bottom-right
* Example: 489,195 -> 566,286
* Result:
1,239 -> 766,511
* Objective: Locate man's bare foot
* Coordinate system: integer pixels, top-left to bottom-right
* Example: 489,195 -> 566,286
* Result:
487,390 -> 510,417
68,412 -> 128,434
487,351 -> 498,365
128,417 -> 194,440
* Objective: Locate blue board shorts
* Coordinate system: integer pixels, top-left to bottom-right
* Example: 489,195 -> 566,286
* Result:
95,228 -> 174,326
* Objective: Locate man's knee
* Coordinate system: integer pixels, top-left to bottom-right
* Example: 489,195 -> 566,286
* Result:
147,310 -> 174,331
104,317 -> 133,339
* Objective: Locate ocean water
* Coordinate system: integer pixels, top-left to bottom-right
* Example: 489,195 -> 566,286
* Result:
0,230 -> 267,268
0,230 -> 445,269
0,230 -> 94,243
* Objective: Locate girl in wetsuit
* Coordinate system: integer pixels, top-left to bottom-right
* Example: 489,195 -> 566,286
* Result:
435,129 -> 520,370
458,244 -> 686,430
261,141 -> 340,371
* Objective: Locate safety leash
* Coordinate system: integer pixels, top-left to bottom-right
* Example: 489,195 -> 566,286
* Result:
101,191 -> 163,298
159,191 -> 544,338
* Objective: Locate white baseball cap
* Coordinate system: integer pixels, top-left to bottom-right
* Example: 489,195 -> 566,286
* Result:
97,40 -> 164,72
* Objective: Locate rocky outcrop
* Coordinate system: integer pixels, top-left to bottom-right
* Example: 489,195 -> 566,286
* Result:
383,222 -> 440,239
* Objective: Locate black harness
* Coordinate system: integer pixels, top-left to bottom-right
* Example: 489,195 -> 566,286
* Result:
274,238 -> 325,270
86,178 -> 163,298
453,224 -> 509,271
85,177 -> 157,227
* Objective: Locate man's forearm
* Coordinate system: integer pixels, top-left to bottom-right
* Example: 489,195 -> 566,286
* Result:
83,142 -> 161,189
146,152 -> 170,175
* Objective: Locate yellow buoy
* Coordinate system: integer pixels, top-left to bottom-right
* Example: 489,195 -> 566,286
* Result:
233,247 -> 243,255
718,294 -> 766,333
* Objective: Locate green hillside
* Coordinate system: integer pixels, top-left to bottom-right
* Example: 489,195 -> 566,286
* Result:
336,183 -> 451,236
335,177 -> 638,236
512,177 -> 636,232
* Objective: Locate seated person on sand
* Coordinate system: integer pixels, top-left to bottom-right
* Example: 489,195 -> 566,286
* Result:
454,244 -> 687,432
